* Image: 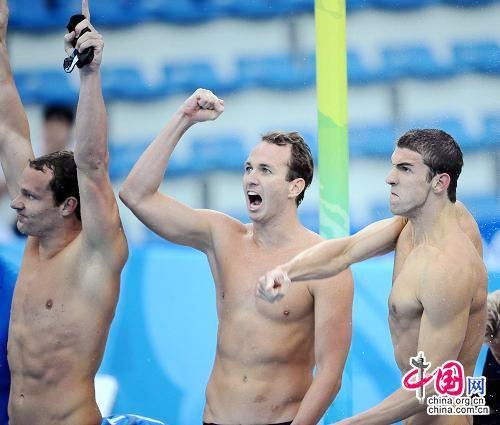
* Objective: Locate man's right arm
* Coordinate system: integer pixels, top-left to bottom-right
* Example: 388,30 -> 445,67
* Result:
119,88 -> 224,253
0,0 -> 33,200
258,216 -> 407,302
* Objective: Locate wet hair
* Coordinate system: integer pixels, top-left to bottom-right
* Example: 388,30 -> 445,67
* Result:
28,151 -> 80,220
486,290 -> 500,344
396,129 -> 463,203
43,104 -> 75,125
261,131 -> 314,206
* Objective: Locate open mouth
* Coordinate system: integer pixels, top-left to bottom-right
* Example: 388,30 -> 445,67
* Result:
247,191 -> 263,208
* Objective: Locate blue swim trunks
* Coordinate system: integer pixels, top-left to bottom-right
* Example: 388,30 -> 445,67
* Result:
102,415 -> 165,425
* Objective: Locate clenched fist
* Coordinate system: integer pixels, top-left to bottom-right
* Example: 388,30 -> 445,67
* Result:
180,88 -> 224,125
64,0 -> 104,73
257,266 -> 292,303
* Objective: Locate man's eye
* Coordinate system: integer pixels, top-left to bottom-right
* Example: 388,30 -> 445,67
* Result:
245,166 -> 252,172
262,168 -> 271,174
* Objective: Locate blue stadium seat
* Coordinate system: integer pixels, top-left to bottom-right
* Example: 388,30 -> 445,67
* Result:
9,0 -> 317,30
145,0 -> 222,24
10,0 -> 143,30
347,50 -> 383,84
461,196 -> 500,243
346,0 -> 372,13
9,0 -> 62,30
297,129 -> 318,163
50,0 -> 138,27
381,45 -> 455,80
349,124 -> 396,157
404,117 -> 482,151
287,0 -> 315,14
482,115 -> 500,149
101,66 -> 167,101
164,62 -> 234,96
298,209 -> 319,233
238,53 -> 315,90
224,0 -> 295,19
109,142 -> 190,180
370,0 -> 438,10
441,0 -> 498,7
452,41 -> 500,75
189,136 -> 247,173
14,69 -> 78,105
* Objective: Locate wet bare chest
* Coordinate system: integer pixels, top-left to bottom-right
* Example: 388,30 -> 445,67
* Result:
9,253 -> 82,353
214,247 -> 314,323
389,246 -> 423,327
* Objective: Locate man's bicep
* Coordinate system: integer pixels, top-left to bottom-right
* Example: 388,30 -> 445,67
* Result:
78,170 -> 124,248
347,216 -> 407,263
417,271 -> 471,365
122,189 -> 216,252
313,269 -> 354,368
0,130 -> 33,200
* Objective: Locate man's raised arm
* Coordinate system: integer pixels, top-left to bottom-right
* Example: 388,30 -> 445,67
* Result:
0,0 -> 33,200
119,88 -> 224,253
258,216 -> 407,302
71,0 -> 125,261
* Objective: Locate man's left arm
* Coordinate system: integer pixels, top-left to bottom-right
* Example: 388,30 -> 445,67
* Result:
292,269 -> 354,425
335,255 -> 471,424
72,1 -> 127,267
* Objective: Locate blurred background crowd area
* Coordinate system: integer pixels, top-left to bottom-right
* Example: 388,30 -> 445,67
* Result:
0,0 -> 498,257
0,2 -> 499,423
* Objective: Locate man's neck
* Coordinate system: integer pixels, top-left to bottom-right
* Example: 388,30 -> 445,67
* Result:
409,199 -> 457,246
251,208 -> 304,249
37,220 -> 82,260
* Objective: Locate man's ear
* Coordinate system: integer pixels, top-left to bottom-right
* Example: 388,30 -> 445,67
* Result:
288,178 -> 305,201
432,173 -> 450,196
60,196 -> 78,217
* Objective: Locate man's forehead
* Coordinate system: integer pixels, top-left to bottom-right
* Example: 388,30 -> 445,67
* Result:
246,142 -> 291,165
391,147 -> 424,165
22,165 -> 53,191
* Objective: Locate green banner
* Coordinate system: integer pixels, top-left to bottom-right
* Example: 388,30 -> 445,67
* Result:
315,0 -> 352,421
316,0 -> 349,240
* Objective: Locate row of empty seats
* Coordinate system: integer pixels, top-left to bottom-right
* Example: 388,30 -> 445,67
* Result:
8,0 -> 500,30
13,40 -> 500,105
349,42 -> 500,84
107,116 -> 499,180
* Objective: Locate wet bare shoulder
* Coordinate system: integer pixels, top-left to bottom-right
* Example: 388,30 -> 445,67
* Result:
455,201 -> 483,257
207,210 -> 249,245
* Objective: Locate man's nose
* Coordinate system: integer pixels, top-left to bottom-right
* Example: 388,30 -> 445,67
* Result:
245,171 -> 259,186
10,195 -> 24,211
386,168 -> 397,185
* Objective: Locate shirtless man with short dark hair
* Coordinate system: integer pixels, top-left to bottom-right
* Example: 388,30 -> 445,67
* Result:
0,1 -> 128,424
120,89 -> 354,425
261,129 -> 487,424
